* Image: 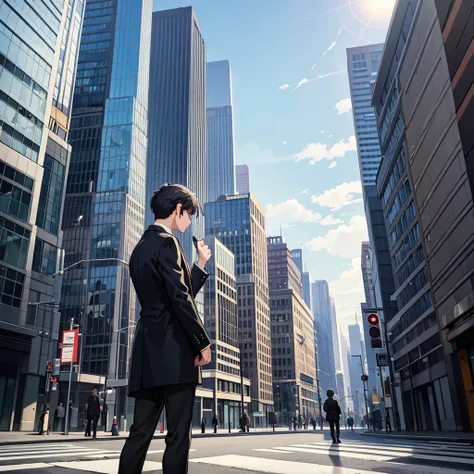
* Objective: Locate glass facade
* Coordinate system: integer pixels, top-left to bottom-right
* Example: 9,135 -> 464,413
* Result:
347,45 -> 384,187
61,0 -> 152,405
206,60 -> 235,203
205,194 -> 273,412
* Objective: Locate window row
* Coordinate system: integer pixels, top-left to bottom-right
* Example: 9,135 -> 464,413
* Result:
389,200 -> 416,248
382,146 -> 407,208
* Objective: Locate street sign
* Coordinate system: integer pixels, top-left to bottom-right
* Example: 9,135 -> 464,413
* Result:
60,329 -> 79,364
376,353 -> 389,367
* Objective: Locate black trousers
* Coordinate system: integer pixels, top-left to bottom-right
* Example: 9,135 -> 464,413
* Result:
329,420 -> 340,441
85,414 -> 99,437
118,384 -> 196,474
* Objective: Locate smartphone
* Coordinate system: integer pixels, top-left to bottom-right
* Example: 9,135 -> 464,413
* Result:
192,236 -> 199,251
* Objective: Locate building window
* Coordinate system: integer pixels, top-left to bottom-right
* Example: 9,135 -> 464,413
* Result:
0,217 -> 30,269
36,154 -> 65,235
32,238 -> 57,275
0,264 -> 25,308
0,162 -> 33,222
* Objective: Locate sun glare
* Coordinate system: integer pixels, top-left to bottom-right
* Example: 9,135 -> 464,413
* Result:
348,0 -> 397,29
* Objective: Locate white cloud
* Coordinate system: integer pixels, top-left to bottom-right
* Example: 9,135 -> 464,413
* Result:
335,98 -> 352,114
310,180 -> 363,210
300,189 -> 309,195
320,130 -> 325,133
305,215 -> 368,258
328,161 -> 337,169
293,78 -> 309,91
329,134 -> 333,138
283,140 -> 288,145
320,215 -> 343,226
295,136 -> 356,165
279,84 -> 290,90
329,257 -> 366,335
327,41 -> 337,51
337,27 -> 344,36
266,199 -> 323,231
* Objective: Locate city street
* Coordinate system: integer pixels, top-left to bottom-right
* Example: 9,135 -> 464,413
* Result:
0,430 -> 473,473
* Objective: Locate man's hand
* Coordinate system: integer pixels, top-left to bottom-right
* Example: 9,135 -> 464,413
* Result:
196,240 -> 211,268
194,346 -> 211,367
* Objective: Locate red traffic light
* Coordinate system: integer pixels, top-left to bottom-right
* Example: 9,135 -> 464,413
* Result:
368,314 -> 379,325
46,361 -> 52,372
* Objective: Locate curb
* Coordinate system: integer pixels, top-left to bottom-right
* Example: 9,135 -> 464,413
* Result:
359,431 -> 474,445
0,429 -> 321,447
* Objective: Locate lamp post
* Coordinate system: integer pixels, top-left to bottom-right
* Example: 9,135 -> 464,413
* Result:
352,355 -> 370,429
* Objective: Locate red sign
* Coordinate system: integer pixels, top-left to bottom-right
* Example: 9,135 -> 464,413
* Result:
60,329 -> 79,364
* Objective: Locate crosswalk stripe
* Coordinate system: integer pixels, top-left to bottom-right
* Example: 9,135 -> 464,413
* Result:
0,463 -> 51,472
302,441 -> 474,458
274,445 -> 391,462
0,444 -> 79,452
51,459 -> 163,473
0,449 -> 115,462
0,447 -> 108,458
253,448 -> 295,453
190,454 -> 386,473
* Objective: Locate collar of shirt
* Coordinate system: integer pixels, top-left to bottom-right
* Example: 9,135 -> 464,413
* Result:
156,223 -> 172,234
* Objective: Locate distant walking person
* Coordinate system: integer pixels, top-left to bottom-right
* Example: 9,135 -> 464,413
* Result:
323,389 -> 341,444
212,414 -> 219,433
118,184 -> 212,474
201,417 -> 206,433
385,411 -> 392,433
56,403 -> 65,432
85,388 -> 101,438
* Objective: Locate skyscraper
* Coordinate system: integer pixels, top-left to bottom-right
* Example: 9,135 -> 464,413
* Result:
290,249 -> 312,313
312,281 -> 336,395
206,60 -> 235,203
348,324 -> 365,423
205,194 -> 273,416
202,237 -> 251,427
61,0 -> 152,426
0,0 -> 85,431
236,164 -> 250,194
268,236 -> 317,424
147,7 -> 206,267
373,0 -> 454,432
330,297 -> 342,372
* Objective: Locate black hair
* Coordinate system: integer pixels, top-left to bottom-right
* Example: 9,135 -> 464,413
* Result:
326,389 -> 335,398
150,183 -> 203,220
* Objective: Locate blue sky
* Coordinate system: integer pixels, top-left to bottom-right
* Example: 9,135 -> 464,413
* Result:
153,0 -> 395,339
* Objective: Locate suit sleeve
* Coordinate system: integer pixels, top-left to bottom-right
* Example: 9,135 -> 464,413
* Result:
158,237 -> 211,354
191,263 -> 208,297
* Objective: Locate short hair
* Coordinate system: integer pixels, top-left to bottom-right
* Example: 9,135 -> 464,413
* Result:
150,183 -> 202,220
326,389 -> 335,398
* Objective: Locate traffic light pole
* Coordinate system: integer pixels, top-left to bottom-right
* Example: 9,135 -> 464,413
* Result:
64,318 -> 74,435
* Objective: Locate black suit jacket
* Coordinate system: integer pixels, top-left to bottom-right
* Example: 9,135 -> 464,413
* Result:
128,225 -> 210,397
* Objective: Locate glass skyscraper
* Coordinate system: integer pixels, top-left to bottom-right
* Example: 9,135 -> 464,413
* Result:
0,0 -> 84,431
206,60 -> 235,203
205,194 -> 274,417
60,0 -> 152,428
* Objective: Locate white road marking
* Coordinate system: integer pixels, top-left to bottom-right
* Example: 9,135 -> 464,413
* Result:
191,454 -> 386,473
52,459 -> 163,473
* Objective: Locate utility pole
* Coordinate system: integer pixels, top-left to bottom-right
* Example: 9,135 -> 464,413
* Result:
64,318 -> 74,435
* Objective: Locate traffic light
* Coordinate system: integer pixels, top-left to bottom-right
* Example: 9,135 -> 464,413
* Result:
46,361 -> 52,372
367,313 -> 382,348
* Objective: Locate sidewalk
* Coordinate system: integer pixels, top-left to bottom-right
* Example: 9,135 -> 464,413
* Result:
0,426 -> 320,446
359,429 -> 474,445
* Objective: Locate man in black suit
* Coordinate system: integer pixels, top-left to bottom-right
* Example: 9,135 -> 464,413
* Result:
118,184 -> 212,474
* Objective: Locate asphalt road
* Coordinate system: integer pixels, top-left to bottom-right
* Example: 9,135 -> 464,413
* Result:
1,429 -> 473,473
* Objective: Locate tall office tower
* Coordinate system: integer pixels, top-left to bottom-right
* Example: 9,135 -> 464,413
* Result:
206,60 -> 235,203
202,237 -> 251,427
348,324 -> 365,423
312,281 -> 336,395
335,371 -> 346,414
361,242 -> 375,306
61,0 -> 152,427
268,236 -> 317,424
373,0 -> 457,432
0,0 -> 84,431
205,194 -> 273,417
330,297 -> 342,371
147,7 -> 207,318
432,0 -> 474,433
235,164 -> 250,194
301,272 -> 312,313
347,44 -> 398,325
